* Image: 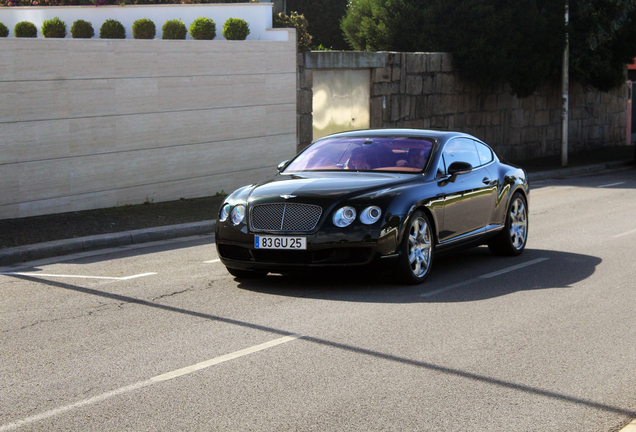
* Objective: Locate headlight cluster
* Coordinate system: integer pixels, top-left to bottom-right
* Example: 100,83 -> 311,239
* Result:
333,206 -> 382,227
219,203 -> 246,226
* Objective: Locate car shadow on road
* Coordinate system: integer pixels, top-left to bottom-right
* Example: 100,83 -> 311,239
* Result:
233,247 -> 602,304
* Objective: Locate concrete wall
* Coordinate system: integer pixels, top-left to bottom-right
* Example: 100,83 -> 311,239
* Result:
0,31 -> 297,219
298,51 -> 628,160
0,3 -> 286,41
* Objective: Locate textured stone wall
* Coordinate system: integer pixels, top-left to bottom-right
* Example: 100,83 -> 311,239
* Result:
299,51 -> 628,160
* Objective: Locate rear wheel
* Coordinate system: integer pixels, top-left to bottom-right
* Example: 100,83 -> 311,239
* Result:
488,192 -> 528,256
395,210 -> 434,285
226,267 -> 268,279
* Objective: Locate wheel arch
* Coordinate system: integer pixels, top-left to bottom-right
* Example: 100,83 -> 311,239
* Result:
396,203 -> 439,250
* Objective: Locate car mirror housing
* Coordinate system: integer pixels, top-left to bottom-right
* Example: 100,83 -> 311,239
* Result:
447,161 -> 473,176
277,160 -> 290,172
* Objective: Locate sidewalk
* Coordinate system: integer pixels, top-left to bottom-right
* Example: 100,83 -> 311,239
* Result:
1,146 -> 634,267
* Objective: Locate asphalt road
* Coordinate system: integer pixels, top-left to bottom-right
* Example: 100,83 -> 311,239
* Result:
1,168 -> 635,432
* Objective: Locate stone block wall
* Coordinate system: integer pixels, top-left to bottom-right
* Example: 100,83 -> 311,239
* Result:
298,51 -> 628,161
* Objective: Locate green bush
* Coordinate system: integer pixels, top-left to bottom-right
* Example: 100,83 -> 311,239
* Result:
0,22 -> 9,38
132,18 -> 156,39
41,16 -> 67,38
100,19 -> 126,39
14,21 -> 38,38
162,19 -> 187,39
189,17 -> 216,40
274,12 -> 312,51
71,20 -> 94,39
222,17 -> 249,40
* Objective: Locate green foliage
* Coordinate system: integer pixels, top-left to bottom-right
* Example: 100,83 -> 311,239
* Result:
132,18 -> 156,39
14,21 -> 38,38
189,17 -> 216,40
41,16 -> 67,38
162,18 -> 187,40
569,0 -> 636,92
340,0 -> 393,51
341,0 -> 636,97
419,0 -> 565,98
274,11 -> 312,51
71,20 -> 95,38
222,17 -> 250,40
286,0 -> 348,50
0,22 -> 8,38
100,19 -> 126,39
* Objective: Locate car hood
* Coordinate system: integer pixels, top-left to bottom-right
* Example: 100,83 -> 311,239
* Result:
245,172 -> 416,206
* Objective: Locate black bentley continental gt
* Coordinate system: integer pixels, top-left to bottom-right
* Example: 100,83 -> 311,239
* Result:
215,129 -> 529,284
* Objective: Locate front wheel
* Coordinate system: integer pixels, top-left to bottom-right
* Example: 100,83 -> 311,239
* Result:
488,192 -> 528,256
394,210 -> 434,285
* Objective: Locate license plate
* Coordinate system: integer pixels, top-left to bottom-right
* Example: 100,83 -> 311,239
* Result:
254,236 -> 307,250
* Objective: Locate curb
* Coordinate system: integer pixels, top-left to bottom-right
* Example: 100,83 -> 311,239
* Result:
527,160 -> 634,182
0,220 -> 215,267
1,160 -> 633,267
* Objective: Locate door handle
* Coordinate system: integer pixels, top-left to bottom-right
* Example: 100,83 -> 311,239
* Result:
482,177 -> 491,185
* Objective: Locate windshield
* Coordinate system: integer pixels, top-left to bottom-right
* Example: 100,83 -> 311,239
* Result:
284,137 -> 434,173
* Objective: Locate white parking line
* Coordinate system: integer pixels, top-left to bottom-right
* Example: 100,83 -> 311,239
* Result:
618,418 -> 636,432
614,228 -> 636,238
0,335 -> 301,432
598,182 -> 626,188
419,258 -> 549,298
0,272 -> 156,280
203,259 -> 221,264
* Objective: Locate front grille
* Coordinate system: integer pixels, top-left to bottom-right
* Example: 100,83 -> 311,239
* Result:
250,203 -> 322,232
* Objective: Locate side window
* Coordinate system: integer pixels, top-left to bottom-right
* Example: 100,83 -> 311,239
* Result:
475,141 -> 494,165
442,138 -> 481,170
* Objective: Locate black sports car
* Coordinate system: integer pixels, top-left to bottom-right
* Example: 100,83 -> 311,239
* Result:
215,129 -> 529,284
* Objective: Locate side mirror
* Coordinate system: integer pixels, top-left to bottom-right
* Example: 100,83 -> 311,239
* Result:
277,160 -> 290,172
447,161 -> 473,176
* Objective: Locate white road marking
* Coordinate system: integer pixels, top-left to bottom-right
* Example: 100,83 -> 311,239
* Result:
614,228 -> 636,238
598,182 -> 626,188
419,258 -> 549,298
0,272 -> 156,280
203,259 -> 221,264
0,335 -> 301,431
618,418 -> 636,432
0,235 -> 212,272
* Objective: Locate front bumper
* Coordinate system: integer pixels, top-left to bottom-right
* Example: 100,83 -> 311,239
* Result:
215,222 -> 402,274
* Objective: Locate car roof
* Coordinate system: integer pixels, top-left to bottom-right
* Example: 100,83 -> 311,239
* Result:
317,128 -> 475,143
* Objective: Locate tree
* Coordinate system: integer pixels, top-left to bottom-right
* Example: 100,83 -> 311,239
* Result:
287,0 -> 349,49
341,0 -> 636,97
274,11 -> 313,51
570,0 -> 636,91
340,0 -> 394,51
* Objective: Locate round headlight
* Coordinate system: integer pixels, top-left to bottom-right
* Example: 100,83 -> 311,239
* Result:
360,206 -> 382,225
333,206 -> 357,227
231,204 -> 246,225
219,204 -> 231,222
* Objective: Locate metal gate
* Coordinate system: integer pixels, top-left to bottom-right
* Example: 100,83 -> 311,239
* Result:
312,69 -> 370,141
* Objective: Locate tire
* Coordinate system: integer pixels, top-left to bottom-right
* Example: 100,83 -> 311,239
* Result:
488,192 -> 528,256
394,210 -> 434,285
226,267 -> 268,279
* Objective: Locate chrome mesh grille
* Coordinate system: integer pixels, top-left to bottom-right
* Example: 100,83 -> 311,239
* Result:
250,203 -> 322,232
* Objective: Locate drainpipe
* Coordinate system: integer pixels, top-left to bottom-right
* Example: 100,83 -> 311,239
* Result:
561,0 -> 569,167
